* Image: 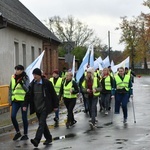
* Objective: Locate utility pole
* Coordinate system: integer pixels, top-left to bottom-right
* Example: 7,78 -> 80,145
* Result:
108,31 -> 111,63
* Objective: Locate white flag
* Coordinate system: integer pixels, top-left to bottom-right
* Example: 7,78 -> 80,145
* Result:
25,51 -> 45,82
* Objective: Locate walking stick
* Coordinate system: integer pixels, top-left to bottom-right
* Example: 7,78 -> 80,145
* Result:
131,97 -> 136,123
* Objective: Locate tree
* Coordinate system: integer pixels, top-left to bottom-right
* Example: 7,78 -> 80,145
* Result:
44,15 -> 102,47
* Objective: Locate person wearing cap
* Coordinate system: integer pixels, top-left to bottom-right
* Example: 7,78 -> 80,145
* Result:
49,69 -> 63,126
23,68 -> 59,147
9,65 -> 30,141
60,71 -> 79,129
81,67 -> 101,129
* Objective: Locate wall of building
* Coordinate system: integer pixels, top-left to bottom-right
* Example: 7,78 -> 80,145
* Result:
0,27 -> 43,84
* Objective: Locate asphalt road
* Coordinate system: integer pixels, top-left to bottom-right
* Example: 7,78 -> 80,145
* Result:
0,76 -> 150,150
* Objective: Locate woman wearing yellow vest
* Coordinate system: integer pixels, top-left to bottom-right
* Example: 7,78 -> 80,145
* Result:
112,67 -> 133,124
49,69 -> 63,125
100,68 -> 114,115
9,65 -> 29,140
60,71 -> 79,129
81,67 -> 101,129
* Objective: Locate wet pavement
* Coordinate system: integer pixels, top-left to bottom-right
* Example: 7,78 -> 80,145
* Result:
0,76 -> 150,150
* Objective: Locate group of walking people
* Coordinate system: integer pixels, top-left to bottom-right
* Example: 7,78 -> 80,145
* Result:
8,64 -> 134,147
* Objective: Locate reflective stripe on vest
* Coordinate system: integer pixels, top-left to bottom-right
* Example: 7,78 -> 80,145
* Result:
63,80 -> 77,98
11,76 -> 26,101
105,76 -> 111,90
49,77 -> 62,95
82,77 -> 100,96
115,75 -> 130,91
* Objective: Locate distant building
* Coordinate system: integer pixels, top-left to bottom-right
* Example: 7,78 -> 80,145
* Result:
0,0 -> 61,84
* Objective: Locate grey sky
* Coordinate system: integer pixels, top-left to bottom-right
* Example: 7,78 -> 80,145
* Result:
20,0 -> 149,51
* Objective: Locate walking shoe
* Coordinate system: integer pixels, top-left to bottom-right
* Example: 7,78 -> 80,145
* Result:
13,132 -> 22,141
54,117 -> 59,122
66,122 -> 70,129
20,135 -> 29,140
43,139 -> 52,145
31,139 -> 39,147
89,122 -> 96,130
70,120 -> 77,126
105,111 -> 108,115
123,118 -> 127,124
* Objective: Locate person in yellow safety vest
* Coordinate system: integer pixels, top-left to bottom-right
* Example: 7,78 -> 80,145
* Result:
59,71 -> 79,129
112,67 -> 133,124
8,65 -> 29,141
99,68 -> 114,115
108,66 -> 114,78
49,69 -> 63,126
81,67 -> 101,129
125,67 -> 136,83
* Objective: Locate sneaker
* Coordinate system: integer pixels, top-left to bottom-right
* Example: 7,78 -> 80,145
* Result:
31,139 -> 39,147
43,139 -> 52,145
89,122 -> 96,130
66,122 -> 70,129
20,135 -> 29,140
54,117 -> 59,122
123,118 -> 127,124
105,111 -> 108,115
70,120 -> 77,126
13,132 -> 22,141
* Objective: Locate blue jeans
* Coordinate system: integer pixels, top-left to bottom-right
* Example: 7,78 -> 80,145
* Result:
101,93 -> 111,111
115,93 -> 129,119
11,101 -> 28,134
87,97 -> 98,124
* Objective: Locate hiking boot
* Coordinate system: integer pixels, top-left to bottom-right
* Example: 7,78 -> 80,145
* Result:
13,132 -> 21,141
20,135 -> 29,140
31,139 -> 39,147
43,139 -> 52,145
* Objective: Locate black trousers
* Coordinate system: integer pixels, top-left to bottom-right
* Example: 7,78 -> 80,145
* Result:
64,98 -> 76,123
35,110 -> 52,142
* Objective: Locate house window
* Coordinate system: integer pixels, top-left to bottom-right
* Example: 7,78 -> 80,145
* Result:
39,48 -> 42,55
14,42 -> 19,65
31,46 -> 35,62
22,44 -> 26,68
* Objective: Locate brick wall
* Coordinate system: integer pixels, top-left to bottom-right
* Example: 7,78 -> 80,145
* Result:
43,41 -> 59,79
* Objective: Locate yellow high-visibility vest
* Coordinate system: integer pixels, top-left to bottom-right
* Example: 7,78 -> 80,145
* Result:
63,80 -> 77,98
82,77 -> 100,96
115,75 -> 130,91
105,76 -> 112,90
11,75 -> 26,101
49,77 -> 62,95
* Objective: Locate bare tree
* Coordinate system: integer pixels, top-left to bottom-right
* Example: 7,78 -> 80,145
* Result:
44,15 -> 101,47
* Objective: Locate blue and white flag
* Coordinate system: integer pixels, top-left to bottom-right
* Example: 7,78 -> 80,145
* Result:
94,56 -> 102,70
76,46 -> 91,82
89,45 -> 94,67
101,56 -> 110,68
71,55 -> 75,77
111,60 -> 114,67
25,51 -> 45,82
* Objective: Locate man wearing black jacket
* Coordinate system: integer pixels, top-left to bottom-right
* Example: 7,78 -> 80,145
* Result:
23,68 -> 58,147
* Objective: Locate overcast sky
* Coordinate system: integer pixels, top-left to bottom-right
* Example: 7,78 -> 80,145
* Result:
20,0 -> 149,51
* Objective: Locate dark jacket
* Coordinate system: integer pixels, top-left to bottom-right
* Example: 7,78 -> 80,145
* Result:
23,78 -> 59,115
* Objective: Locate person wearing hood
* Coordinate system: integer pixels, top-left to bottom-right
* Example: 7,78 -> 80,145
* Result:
9,65 -> 29,141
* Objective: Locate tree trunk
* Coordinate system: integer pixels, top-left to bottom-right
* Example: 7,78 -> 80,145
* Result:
144,57 -> 148,69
